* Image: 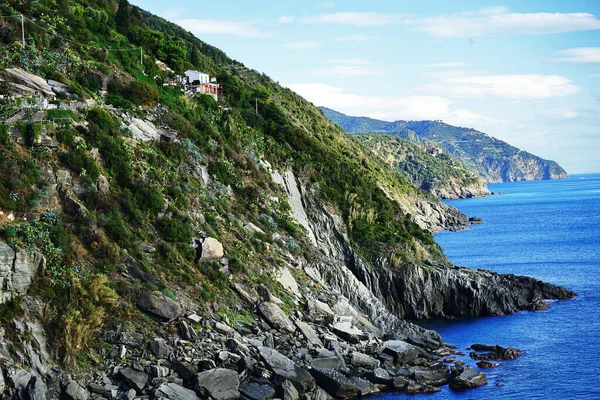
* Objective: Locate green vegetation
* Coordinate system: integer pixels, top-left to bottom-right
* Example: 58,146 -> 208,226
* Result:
354,134 -> 486,198
0,0 -> 453,368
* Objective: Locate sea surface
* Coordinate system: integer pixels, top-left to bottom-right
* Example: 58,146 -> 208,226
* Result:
376,173 -> 600,400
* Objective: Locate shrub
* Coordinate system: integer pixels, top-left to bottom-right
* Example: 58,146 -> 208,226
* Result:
122,81 -> 159,106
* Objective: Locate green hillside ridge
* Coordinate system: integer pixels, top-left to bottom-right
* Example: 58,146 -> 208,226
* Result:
352,134 -> 489,199
321,107 -> 569,183
0,0 -> 452,366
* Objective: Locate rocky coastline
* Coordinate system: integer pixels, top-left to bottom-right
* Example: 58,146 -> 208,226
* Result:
0,170 -> 576,400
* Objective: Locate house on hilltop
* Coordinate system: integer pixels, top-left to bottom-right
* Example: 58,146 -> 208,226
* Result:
184,70 -> 219,101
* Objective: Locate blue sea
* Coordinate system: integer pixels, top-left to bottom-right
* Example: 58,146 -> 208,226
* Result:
377,173 -> 600,400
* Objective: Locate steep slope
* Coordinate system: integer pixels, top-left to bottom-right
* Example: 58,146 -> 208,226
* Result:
321,107 -> 568,183
353,134 -> 489,199
0,1 -> 575,398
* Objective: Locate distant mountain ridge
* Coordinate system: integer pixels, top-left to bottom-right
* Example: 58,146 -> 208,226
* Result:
321,107 -> 568,183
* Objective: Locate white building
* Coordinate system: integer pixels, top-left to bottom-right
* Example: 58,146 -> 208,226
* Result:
185,70 -> 210,85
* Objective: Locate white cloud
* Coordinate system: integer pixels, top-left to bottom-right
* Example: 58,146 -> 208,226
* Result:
162,8 -> 189,20
284,83 -> 496,126
278,41 -> 322,49
303,12 -> 397,26
555,47 -> 600,63
406,7 -> 600,37
313,59 -> 383,78
277,16 -> 295,23
174,19 -> 271,38
424,74 -> 580,99
335,34 -> 371,42
422,62 -> 467,68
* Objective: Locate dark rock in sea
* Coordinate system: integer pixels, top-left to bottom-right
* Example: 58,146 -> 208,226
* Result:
449,366 -> 488,390
470,344 -> 521,360
469,217 -> 484,224
477,361 -> 500,368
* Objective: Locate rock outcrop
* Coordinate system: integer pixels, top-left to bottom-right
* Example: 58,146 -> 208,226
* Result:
0,240 -> 45,304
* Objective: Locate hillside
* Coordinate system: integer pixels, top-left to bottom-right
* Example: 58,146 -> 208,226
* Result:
321,107 -> 569,183
0,1 -> 574,399
352,134 -> 489,199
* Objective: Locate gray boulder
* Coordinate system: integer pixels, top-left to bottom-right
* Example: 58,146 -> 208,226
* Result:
150,338 -> 172,358
64,381 -> 89,400
24,376 -> 47,400
295,320 -> 322,346
310,368 -> 360,398
240,380 -> 276,400
120,368 -> 148,393
258,302 -> 296,332
331,321 -> 367,343
381,340 -> 422,364
201,238 -> 224,259
194,368 -> 240,400
350,352 -> 379,368
155,383 -> 200,400
137,292 -> 183,321
257,346 -> 315,392
280,380 -> 299,400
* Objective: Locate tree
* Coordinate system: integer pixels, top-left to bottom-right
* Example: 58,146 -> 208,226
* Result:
115,0 -> 131,35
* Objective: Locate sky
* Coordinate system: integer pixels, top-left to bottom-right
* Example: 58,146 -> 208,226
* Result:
130,0 -> 600,173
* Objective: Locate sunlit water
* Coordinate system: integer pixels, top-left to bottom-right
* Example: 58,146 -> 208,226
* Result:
374,173 -> 600,400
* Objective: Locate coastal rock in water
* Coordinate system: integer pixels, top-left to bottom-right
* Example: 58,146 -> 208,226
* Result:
470,344 -> 521,360
449,366 -> 487,390
137,292 -> 183,321
476,361 -> 500,368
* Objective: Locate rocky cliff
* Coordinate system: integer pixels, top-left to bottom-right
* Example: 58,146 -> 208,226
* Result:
295,173 -> 574,322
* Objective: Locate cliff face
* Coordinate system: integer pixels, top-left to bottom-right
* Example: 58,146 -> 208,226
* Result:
321,107 -> 569,184
294,173 -> 574,324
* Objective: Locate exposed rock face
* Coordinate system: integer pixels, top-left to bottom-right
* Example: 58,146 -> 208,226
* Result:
0,68 -> 55,97
350,263 -> 575,320
0,241 -> 45,304
295,174 -> 573,327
